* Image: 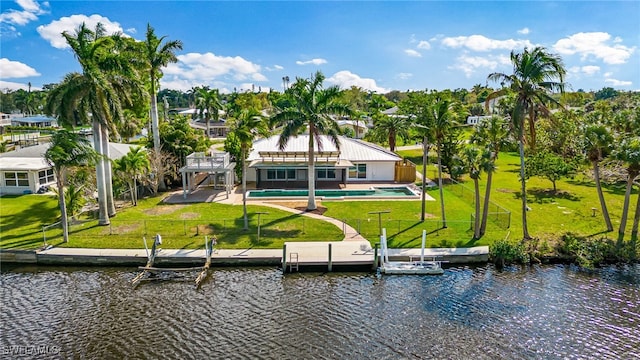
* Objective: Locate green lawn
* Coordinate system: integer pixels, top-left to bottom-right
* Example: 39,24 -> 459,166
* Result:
397,149 -> 637,244
2,150 -> 637,251
0,196 -> 343,250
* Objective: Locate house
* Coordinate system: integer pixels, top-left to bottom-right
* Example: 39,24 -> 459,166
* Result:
246,135 -> 403,189
11,115 -> 58,128
336,117 -> 371,139
0,142 -> 136,195
178,108 -> 230,138
466,115 -> 493,126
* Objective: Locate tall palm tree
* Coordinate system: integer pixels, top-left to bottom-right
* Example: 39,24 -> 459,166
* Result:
144,23 -> 183,190
270,71 -> 351,211
44,130 -> 96,243
613,137 -> 640,240
114,147 -> 150,206
230,108 -> 269,230
48,23 -> 146,225
486,46 -> 566,240
461,145 -> 490,239
584,124 -> 614,232
430,95 -> 458,228
369,114 -> 410,152
196,87 -> 223,138
471,115 -> 510,236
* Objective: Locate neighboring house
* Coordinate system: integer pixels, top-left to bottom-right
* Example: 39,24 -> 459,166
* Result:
336,118 -> 370,139
11,115 -> 58,128
246,135 -> 403,189
0,142 -> 136,195
466,115 -> 493,126
178,108 -> 230,138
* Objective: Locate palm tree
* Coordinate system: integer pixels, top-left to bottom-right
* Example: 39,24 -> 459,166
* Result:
144,23 -> 183,190
369,114 -> 410,152
613,137 -> 640,240
270,71 -> 351,211
584,124 -> 614,232
48,23 -> 146,225
44,129 -> 96,243
114,147 -> 150,206
486,46 -> 566,240
461,145 -> 489,239
229,108 -> 269,230
430,95 -> 458,228
471,115 -> 510,236
196,87 -> 223,138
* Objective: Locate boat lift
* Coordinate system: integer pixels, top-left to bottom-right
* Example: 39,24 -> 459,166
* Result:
131,235 -> 216,288
379,228 -> 445,275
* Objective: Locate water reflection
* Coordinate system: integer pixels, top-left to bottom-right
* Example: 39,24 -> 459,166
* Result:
1,264 -> 638,359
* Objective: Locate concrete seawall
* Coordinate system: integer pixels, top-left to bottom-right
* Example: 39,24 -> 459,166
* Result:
1,245 -> 489,269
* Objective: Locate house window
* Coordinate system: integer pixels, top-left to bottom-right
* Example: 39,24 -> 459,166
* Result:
266,169 -> 296,180
5,172 -> 29,187
348,164 -> 367,179
316,168 -> 336,179
39,169 -> 55,185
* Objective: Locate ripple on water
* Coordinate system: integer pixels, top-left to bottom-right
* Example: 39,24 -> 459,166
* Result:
1,264 -> 638,359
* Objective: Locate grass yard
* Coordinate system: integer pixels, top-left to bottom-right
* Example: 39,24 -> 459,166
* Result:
397,149 -> 638,245
0,196 -> 343,250
3,149 -> 637,252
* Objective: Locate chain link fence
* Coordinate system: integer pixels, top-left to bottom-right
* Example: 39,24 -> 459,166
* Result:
448,179 -> 511,229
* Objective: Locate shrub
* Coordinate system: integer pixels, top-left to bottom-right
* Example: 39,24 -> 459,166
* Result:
490,239 -> 530,268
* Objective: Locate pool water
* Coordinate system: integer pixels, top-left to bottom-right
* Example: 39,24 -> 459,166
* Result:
247,186 -> 417,198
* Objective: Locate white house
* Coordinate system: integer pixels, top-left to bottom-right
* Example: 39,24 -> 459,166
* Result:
246,135 -> 402,189
0,142 -> 136,195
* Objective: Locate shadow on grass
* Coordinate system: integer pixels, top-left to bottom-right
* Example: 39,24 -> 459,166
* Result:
513,188 -> 581,204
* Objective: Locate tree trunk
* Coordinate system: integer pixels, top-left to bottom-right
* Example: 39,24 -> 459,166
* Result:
437,142 -> 446,228
593,161 -> 613,232
132,178 -> 138,206
480,169 -> 493,236
56,173 -> 69,243
100,126 -> 116,217
619,174 -> 635,238
92,121 -> 109,225
307,135 -> 317,211
518,135 -> 531,239
206,116 -> 211,140
242,149 -> 249,230
420,136 -> 428,222
150,77 -> 167,192
631,187 -> 640,239
473,177 -> 481,239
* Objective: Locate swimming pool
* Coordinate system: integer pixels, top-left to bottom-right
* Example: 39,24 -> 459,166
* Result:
247,186 -> 419,199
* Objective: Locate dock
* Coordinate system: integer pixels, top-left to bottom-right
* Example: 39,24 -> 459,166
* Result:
5,244 -> 489,271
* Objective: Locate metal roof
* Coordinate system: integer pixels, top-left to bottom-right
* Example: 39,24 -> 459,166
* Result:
0,142 -> 138,171
247,135 -> 401,163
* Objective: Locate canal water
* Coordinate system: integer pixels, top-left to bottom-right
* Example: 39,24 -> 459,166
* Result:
1,264 -> 638,359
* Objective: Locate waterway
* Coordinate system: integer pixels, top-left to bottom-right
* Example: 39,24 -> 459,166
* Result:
1,264 -> 638,359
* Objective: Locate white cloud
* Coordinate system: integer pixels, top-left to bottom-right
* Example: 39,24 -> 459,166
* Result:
296,58 -> 327,66
449,54 -> 510,77
160,52 -> 266,91
125,27 -> 136,35
37,14 -> 125,49
417,40 -> 431,50
395,72 -> 413,80
517,27 -> 530,35
326,70 -> 389,93
0,58 -> 40,78
274,64 -> 284,70
569,65 -> 600,76
604,72 -> 613,77
404,49 -> 422,57
0,0 -> 48,26
604,78 -> 632,87
553,32 -> 635,64
0,80 -> 33,91
441,34 -> 534,52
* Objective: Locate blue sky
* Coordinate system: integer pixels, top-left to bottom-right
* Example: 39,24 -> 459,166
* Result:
1,1 -> 638,94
